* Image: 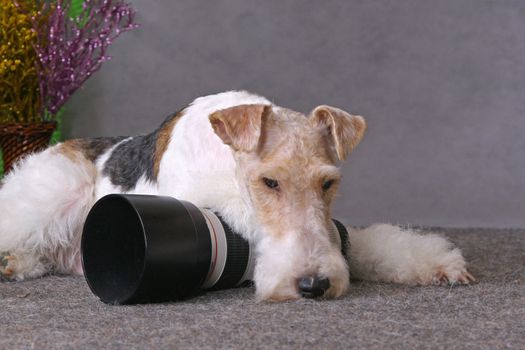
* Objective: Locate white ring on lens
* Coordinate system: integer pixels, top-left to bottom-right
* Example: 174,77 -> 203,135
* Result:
200,209 -> 227,289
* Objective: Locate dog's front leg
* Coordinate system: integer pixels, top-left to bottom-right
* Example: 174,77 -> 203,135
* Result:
252,235 -> 303,302
346,224 -> 475,285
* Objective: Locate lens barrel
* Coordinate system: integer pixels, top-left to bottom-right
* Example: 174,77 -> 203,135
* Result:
81,194 -> 348,304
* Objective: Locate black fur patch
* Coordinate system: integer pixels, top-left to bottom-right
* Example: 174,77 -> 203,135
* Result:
102,133 -> 157,191
75,137 -> 126,162
101,109 -> 184,191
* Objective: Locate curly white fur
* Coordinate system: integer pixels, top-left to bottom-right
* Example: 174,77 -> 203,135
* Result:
347,224 -> 473,285
0,148 -> 96,278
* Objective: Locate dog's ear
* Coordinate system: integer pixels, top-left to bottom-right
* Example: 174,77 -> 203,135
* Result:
310,105 -> 367,160
209,104 -> 270,152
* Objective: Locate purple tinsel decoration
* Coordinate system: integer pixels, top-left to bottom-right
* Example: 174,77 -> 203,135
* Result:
32,0 -> 138,117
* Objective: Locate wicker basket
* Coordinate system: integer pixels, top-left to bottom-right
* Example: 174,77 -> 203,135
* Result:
0,122 -> 57,174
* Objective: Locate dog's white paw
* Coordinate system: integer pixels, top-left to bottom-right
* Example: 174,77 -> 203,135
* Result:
429,266 -> 476,285
423,248 -> 476,286
0,251 -> 50,281
0,253 -> 18,281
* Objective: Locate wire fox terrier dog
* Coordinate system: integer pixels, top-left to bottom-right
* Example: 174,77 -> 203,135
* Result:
0,91 -> 474,301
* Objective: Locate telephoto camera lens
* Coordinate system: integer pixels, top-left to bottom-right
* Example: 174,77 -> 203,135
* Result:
81,194 -> 348,304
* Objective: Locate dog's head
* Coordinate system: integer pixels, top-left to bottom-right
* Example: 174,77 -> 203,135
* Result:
210,103 -> 366,301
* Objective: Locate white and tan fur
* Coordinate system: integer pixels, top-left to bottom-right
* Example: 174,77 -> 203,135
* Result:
0,91 -> 473,301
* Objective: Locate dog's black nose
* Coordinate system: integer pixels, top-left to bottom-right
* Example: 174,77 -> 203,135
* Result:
298,276 -> 330,298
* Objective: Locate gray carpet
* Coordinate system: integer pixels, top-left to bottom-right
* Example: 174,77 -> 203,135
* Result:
0,228 -> 523,349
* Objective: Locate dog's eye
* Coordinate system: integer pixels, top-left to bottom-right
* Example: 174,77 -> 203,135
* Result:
263,177 -> 279,190
322,180 -> 334,191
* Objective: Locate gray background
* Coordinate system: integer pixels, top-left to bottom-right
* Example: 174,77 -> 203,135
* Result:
64,0 -> 525,228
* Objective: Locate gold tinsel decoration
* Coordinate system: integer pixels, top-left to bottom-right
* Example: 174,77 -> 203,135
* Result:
0,0 -> 44,123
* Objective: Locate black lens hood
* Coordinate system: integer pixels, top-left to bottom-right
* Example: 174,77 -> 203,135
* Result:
81,194 -> 211,304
